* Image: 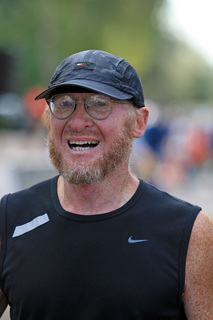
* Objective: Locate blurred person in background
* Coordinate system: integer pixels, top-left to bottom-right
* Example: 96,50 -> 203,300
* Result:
0,50 -> 212,320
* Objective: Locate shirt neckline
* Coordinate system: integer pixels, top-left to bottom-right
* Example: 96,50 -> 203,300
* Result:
51,175 -> 145,222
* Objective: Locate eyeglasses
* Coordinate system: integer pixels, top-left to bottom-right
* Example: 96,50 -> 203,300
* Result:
48,94 -> 131,120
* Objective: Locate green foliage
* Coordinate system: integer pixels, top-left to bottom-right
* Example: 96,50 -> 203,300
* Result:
0,0 -> 163,88
144,38 -> 212,105
0,0 -> 212,106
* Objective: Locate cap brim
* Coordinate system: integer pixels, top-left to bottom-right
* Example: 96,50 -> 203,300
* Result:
35,79 -> 133,101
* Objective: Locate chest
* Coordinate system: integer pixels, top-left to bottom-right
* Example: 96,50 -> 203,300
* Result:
2,215 -> 185,319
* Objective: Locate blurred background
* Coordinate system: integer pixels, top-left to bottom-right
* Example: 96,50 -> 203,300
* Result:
0,1 -> 212,318
0,0 -> 212,208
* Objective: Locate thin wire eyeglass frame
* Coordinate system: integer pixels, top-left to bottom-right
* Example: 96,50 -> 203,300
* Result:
47,93 -> 133,120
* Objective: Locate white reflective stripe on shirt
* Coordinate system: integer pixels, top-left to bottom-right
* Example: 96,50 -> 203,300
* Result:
12,213 -> 49,238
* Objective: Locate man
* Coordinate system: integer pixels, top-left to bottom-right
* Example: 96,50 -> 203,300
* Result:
0,50 -> 212,319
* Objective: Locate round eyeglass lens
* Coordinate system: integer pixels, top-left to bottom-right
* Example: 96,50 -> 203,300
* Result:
86,95 -> 112,120
50,95 -> 75,119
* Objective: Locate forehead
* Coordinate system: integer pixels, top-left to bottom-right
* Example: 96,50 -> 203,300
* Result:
53,92 -> 98,99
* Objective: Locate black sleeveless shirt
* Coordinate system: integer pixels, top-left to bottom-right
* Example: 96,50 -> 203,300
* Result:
0,176 -> 201,320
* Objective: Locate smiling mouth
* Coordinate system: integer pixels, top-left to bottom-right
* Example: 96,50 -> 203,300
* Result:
68,140 -> 99,151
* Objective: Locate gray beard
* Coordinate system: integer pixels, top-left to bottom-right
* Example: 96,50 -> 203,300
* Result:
48,119 -> 134,185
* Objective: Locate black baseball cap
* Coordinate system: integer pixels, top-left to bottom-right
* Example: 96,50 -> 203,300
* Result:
35,50 -> 145,108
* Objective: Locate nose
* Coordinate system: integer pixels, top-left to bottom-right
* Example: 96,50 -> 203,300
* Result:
67,98 -> 93,131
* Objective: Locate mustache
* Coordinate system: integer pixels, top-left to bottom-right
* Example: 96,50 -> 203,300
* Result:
64,127 -> 103,139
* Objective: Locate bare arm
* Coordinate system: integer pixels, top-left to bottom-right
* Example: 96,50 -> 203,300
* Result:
183,211 -> 213,319
0,289 -> 8,317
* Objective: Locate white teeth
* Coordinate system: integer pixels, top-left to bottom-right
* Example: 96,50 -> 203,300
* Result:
68,140 -> 99,150
73,146 -> 92,151
69,141 -> 98,145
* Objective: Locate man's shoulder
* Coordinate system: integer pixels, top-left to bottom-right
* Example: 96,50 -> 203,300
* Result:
0,176 -> 58,240
4,175 -> 57,201
141,180 -> 201,214
186,211 -> 213,268
183,211 -> 213,318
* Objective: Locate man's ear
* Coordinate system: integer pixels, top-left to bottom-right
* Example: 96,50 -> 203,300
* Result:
42,105 -> 51,130
132,107 -> 149,138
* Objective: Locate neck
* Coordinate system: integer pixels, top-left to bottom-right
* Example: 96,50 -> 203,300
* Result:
57,169 -> 139,215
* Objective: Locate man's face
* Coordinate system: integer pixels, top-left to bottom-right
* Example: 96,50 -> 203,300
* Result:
47,93 -> 137,185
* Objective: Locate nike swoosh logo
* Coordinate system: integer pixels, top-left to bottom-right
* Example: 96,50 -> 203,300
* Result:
128,236 -> 148,244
